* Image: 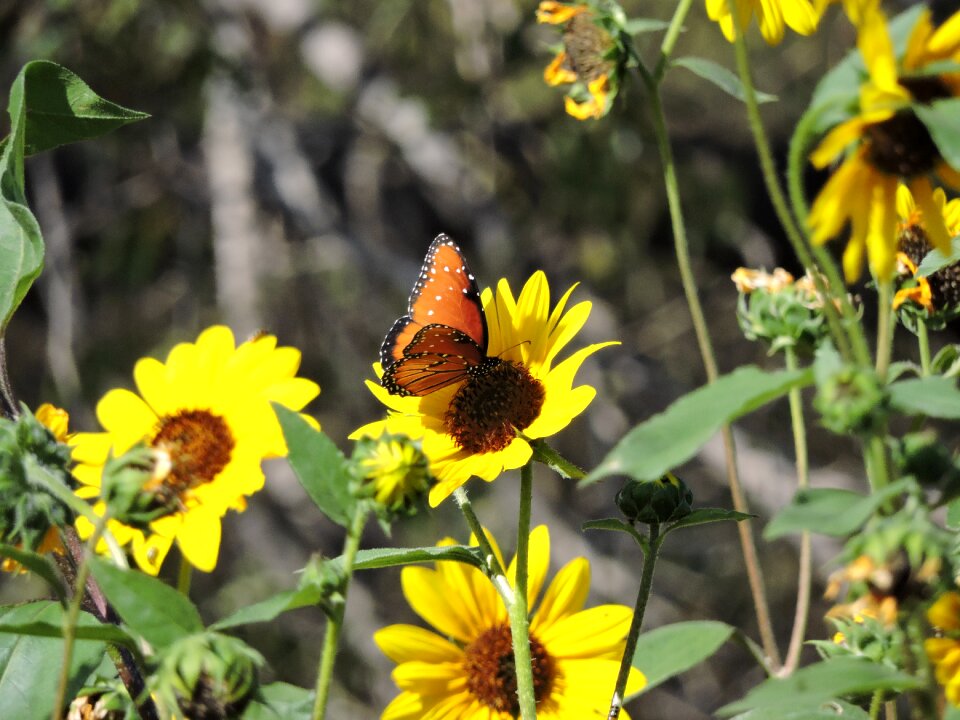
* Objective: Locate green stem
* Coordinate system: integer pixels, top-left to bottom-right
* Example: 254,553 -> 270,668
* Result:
312,502 -> 368,720
607,524 -> 662,720
53,512 -> 109,720
530,439 -> 585,480
869,690 -> 883,720
917,317 -> 931,376
865,435 -> 891,493
780,347 -> 811,677
646,79 -> 781,670
0,336 -> 18,419
510,462 -> 537,720
177,556 -> 192,597
653,0 -> 694,80
453,487 -> 509,582
875,280 -> 895,381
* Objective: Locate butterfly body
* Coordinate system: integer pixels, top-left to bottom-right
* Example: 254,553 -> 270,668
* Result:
381,235 -> 492,397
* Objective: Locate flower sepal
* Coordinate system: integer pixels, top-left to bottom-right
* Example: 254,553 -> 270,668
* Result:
349,433 -> 431,524
616,473 -> 693,525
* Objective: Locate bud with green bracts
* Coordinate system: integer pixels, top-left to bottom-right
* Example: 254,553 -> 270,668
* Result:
616,473 -> 693,525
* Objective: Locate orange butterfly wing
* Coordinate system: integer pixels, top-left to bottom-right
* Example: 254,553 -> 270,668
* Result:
380,235 -> 488,397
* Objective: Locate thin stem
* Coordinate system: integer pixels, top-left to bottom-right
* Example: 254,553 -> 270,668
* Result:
875,280 -> 895,381
653,0 -> 694,80
865,435 -> 891,493
53,512 -> 109,720
607,524 -> 662,720
646,65 -> 781,671
530,439 -> 585,480
780,346 -> 811,676
510,462 -> 537,720
312,502 -> 368,720
869,690 -> 883,720
917,317 -> 931,376
452,487 -> 512,602
177,556 -> 193,597
0,336 -> 18,419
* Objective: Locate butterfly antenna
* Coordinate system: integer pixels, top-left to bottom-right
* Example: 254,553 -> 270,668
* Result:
496,340 -> 531,359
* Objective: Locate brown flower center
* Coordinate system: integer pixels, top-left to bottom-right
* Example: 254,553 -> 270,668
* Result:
444,359 -> 546,454
563,12 -> 613,83
151,409 -> 235,500
463,623 -> 556,716
898,224 -> 960,311
864,77 -> 951,177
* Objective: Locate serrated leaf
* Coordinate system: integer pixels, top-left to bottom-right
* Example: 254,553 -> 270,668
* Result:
0,602 -> 106,720
889,376 -> 960,419
0,543 -> 66,601
211,586 -> 323,631
584,367 -> 812,485
765,480 -> 912,539
628,621 -> 734,698
349,544 -> 485,571
89,557 -> 203,649
12,60 -> 148,156
274,404 -> 355,527
243,682 -> 314,720
916,98 -> 960,170
672,57 -> 776,104
667,508 -> 753,533
717,658 -> 922,716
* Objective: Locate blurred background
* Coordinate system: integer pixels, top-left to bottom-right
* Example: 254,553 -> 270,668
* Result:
0,0 -> 940,716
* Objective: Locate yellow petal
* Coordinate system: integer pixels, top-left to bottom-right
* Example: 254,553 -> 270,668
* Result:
175,505 -> 222,572
538,604 -> 633,656
911,177 -> 952,254
532,557 -> 590,633
401,566 -> 477,642
374,625 -> 462,664
95,389 -> 157,453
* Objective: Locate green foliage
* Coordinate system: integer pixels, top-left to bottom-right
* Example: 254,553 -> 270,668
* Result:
585,367 -> 812,485
0,543 -> 66,601
672,57 -> 777,104
916,99 -> 960,171
764,481 -> 913,540
274,404 -> 356,527
243,682 -> 314,720
717,658 -> 922,716
88,557 -> 203,649
629,621 -> 735,697
0,602 -> 106,720
888,376 -> 960,419
350,544 -> 486,571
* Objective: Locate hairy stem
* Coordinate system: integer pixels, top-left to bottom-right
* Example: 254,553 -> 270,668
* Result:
510,462 -> 537,720
453,487 -> 512,601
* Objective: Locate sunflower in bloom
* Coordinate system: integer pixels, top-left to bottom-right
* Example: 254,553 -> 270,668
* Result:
375,525 -> 646,719
807,7 -> 960,282
706,0 -> 820,45
893,183 -> 960,314
353,271 -> 615,507
926,591 -> 960,706
71,326 -> 319,574
537,1 -> 626,120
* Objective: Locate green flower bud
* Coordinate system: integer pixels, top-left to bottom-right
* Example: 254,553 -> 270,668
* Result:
814,365 -> 888,436
100,444 -> 181,529
616,473 -> 693,525
153,632 -> 262,719
350,434 -> 431,518
0,406 -> 74,551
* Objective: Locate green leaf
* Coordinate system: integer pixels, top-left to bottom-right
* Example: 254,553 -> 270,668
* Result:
889,376 -> 960,419
917,236 -> 960,277
628,621 -> 734,698
717,658 -> 922,716
0,615 -> 137,650
0,602 -> 106,720
672,57 -> 776,104
12,61 -> 149,156
764,480 -> 912,539
0,543 -> 66,601
243,682 -> 314,720
729,701 -> 870,719
947,497 -> 960,529
666,508 -> 754,533
89,557 -> 203,649
0,198 -> 43,332
916,98 -> 960,171
211,586 -> 323,631
623,18 -> 671,34
350,544 -> 485,571
584,367 -> 812,485
582,518 -> 647,549
274,404 -> 355,527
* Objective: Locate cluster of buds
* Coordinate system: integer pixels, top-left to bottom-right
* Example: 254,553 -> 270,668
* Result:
732,267 -> 834,354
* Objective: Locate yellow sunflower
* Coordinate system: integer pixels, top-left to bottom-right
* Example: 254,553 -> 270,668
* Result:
70,326 -> 319,574
705,0 -> 820,45
375,525 -> 646,719
926,591 -> 960,706
352,271 -> 615,507
893,183 -> 960,312
808,6 -> 960,282
537,1 -> 620,120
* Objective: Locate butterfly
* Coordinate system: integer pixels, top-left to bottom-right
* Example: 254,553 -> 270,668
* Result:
380,234 -> 499,397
